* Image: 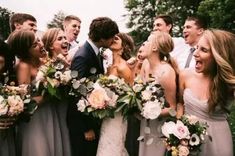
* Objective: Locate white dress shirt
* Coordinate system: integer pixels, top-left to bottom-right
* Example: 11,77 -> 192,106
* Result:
170,37 -> 195,70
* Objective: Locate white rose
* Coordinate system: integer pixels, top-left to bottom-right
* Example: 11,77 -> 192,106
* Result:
161,121 -> 176,137
141,100 -> 161,119
77,99 -> 87,112
61,70 -> 72,83
141,90 -> 152,101
133,84 -> 144,92
0,102 -> 8,116
173,120 -> 190,139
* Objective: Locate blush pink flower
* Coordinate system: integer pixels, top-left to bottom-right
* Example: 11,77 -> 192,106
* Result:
87,86 -> 110,109
173,120 -> 190,139
7,95 -> 24,116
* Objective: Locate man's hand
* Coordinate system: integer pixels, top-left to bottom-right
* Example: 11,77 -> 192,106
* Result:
84,129 -> 96,141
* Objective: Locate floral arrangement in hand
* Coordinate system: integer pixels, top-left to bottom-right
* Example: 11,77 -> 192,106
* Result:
161,115 -> 209,156
70,74 -> 132,119
34,54 -> 72,99
0,84 -> 37,118
132,75 -> 167,119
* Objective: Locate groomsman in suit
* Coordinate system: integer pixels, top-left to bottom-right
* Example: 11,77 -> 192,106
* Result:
67,17 -> 119,156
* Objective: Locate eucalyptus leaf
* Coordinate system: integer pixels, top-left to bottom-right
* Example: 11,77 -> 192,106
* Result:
146,138 -> 154,145
23,99 -> 31,103
137,135 -> 144,141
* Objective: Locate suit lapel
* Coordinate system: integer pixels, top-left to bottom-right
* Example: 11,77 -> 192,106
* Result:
85,42 -> 104,74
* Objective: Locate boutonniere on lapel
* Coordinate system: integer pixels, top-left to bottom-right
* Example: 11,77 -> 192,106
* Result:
99,48 -> 113,68
99,48 -> 108,60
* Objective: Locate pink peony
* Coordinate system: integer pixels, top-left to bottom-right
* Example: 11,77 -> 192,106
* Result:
7,95 -> 24,116
87,86 -> 110,109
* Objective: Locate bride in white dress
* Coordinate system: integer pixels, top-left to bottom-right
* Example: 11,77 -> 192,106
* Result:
96,33 -> 135,156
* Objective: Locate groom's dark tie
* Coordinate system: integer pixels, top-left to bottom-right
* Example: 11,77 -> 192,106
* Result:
97,50 -> 104,73
184,47 -> 196,68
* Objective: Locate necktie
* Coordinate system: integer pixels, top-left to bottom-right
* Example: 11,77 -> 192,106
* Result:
97,51 -> 104,73
184,47 -> 196,68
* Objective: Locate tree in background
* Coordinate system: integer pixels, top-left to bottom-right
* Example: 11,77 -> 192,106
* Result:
197,0 -> 235,33
124,0 -> 202,44
47,10 -> 66,29
124,0 -> 158,45
124,0 -> 235,44
0,7 -> 13,40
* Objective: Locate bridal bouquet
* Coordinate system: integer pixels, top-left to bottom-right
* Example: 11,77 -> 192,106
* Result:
34,54 -> 73,99
161,115 -> 209,156
0,84 -> 37,119
71,75 -> 132,119
132,75 -> 167,119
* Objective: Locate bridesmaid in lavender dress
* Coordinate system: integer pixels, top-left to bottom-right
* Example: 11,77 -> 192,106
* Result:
177,29 -> 234,156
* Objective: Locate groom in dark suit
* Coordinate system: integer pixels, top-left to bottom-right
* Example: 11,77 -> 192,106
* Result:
67,17 -> 119,156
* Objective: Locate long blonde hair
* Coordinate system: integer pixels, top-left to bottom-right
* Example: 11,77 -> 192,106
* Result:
150,31 -> 179,76
204,29 -> 235,112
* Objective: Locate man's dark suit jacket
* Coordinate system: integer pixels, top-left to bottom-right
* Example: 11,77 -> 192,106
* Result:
67,41 -> 104,156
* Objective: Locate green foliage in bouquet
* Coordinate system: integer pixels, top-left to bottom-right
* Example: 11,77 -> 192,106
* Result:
34,57 -> 72,100
0,84 -> 37,119
72,74 -> 133,119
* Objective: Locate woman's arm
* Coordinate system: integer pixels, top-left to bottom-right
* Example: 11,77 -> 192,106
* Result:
176,70 -> 187,118
17,62 -> 31,85
159,66 -> 177,116
17,62 -> 43,104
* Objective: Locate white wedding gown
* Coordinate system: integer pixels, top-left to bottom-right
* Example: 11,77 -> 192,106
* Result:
96,112 -> 129,156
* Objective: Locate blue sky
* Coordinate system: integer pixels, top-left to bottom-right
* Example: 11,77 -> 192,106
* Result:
0,0 -> 129,42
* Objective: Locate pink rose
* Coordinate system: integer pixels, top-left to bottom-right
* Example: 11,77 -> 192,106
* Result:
178,145 -> 189,156
7,95 -> 24,116
173,120 -> 190,139
87,87 -> 110,109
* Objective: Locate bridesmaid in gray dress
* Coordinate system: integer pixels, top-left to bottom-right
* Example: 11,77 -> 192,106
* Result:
138,31 -> 178,156
177,29 -> 234,156
42,28 -> 71,156
7,30 -> 68,156
0,40 -> 16,156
